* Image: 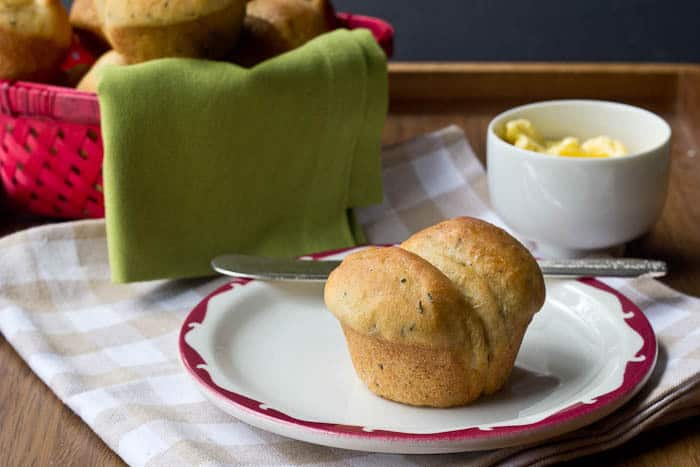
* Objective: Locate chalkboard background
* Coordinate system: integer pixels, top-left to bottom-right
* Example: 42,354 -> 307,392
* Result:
63,0 -> 700,62
333,0 -> 700,62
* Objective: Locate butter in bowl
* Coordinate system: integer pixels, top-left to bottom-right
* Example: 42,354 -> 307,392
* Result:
486,99 -> 672,258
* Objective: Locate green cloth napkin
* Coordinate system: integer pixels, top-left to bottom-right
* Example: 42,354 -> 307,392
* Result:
99,29 -> 387,283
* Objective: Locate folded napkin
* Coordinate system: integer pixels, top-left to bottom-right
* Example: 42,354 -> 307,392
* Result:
1,126 -> 699,466
98,28 -> 386,283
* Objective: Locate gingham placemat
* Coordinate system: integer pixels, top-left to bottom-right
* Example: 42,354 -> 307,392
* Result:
1,126 -> 699,466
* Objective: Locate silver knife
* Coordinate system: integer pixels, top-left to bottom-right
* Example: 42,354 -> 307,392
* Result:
211,254 -> 667,282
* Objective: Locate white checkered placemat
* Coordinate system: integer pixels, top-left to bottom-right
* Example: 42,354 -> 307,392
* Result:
0,126 -> 698,466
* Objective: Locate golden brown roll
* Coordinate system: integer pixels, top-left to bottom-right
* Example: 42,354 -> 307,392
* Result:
69,0 -> 110,60
76,49 -> 127,93
97,0 -> 247,63
69,0 -> 104,40
0,0 -> 72,81
231,0 -> 335,67
324,217 -> 545,407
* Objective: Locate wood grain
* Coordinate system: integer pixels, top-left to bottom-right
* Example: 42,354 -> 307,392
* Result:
1,63 -> 699,466
0,337 -> 116,466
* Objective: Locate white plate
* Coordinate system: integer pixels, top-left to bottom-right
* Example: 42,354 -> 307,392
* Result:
180,247 -> 656,454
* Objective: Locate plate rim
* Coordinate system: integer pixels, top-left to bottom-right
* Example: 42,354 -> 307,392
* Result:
178,246 -> 657,451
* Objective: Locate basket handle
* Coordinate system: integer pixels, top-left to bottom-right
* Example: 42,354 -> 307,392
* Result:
0,79 -> 101,125
0,81 -> 15,117
0,81 -> 55,118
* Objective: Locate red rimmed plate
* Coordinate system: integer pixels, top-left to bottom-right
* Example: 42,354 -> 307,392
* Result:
179,247 -> 656,453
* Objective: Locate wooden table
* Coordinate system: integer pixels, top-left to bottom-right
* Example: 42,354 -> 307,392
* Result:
1,63 -> 699,466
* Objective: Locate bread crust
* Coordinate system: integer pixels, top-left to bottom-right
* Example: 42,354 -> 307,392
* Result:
246,0 -> 331,50
230,0 -> 334,66
98,0 -> 235,27
324,217 -> 545,407
342,324 -> 484,407
326,246 -> 476,348
69,0 -> 103,37
103,0 -> 246,62
402,217 -> 545,394
0,29 -> 67,81
0,0 -> 71,81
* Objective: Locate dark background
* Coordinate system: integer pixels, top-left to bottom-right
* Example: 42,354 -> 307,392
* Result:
62,0 -> 700,62
333,0 -> 700,62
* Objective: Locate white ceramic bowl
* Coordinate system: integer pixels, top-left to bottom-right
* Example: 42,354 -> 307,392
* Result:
487,100 -> 671,258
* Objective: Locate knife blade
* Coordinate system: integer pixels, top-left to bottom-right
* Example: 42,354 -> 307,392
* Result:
211,254 -> 667,282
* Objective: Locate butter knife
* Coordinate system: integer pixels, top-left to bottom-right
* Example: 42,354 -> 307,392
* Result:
211,254 -> 667,282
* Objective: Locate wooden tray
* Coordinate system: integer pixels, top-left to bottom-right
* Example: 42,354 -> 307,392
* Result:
1,63 -> 700,466
384,63 -> 700,298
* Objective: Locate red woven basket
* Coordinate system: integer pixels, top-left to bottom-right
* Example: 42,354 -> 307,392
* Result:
0,13 -> 394,219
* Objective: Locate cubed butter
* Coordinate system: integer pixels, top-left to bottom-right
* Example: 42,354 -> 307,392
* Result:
503,119 -> 627,158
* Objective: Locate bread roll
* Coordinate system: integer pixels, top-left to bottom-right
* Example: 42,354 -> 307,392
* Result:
76,49 -> 127,93
0,0 -> 72,81
69,0 -> 105,40
231,0 -> 335,66
97,0 -> 247,63
324,217 -> 545,407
